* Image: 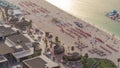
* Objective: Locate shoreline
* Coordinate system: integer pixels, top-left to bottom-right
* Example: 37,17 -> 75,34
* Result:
6,0 -> 120,66
45,1 -> 120,40
46,0 -> 120,38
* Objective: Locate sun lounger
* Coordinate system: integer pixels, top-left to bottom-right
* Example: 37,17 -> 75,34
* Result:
71,28 -> 87,38
100,46 -> 112,54
106,44 -> 118,52
88,50 -> 95,54
95,37 -> 104,43
74,42 -> 88,49
75,27 -> 91,37
64,31 -> 75,38
88,48 -> 106,56
67,23 -> 73,26
66,29 -> 81,38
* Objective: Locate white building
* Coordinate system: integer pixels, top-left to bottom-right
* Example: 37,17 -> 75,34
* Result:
5,34 -> 34,62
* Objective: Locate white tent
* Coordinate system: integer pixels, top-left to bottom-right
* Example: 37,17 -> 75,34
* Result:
12,10 -> 23,16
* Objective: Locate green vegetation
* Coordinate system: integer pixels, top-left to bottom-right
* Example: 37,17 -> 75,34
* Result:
29,20 -> 32,29
71,46 -> 74,51
81,53 -> 89,68
80,53 -> 116,68
27,49 -> 42,59
117,58 -> 120,67
97,59 -> 117,68
83,58 -> 117,68
55,36 -> 59,43
55,36 -> 61,46
4,6 -> 9,20
62,55 -> 81,61
87,58 -> 95,68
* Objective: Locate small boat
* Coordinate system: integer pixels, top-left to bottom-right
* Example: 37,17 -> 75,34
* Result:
106,10 -> 120,22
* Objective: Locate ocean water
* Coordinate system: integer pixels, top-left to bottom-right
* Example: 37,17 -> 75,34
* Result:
46,0 -> 120,37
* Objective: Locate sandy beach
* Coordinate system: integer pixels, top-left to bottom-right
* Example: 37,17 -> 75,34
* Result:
6,0 -> 120,67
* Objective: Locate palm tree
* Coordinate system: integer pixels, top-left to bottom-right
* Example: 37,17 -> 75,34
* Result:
82,57 -> 87,68
45,38 -> 48,48
71,46 -> 74,52
0,8 -> 5,22
55,36 -> 59,43
84,53 -> 88,60
29,20 -> 32,29
20,17 -> 26,23
4,6 -> 9,20
55,36 -> 61,46
81,53 -> 89,68
118,58 -> 120,67
27,20 -> 32,33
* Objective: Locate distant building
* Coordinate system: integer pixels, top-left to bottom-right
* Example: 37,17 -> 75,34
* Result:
5,34 -> 34,62
22,55 -> 59,68
0,56 -> 11,68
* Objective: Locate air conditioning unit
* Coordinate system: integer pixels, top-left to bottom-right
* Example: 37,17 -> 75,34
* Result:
15,45 -> 23,52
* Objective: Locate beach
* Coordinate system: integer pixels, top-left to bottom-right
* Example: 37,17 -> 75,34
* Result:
47,0 -> 120,37
6,0 -> 120,66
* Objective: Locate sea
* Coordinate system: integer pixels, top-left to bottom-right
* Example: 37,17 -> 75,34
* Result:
46,0 -> 120,37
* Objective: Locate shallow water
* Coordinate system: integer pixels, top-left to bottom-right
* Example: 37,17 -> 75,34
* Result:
46,0 -> 120,37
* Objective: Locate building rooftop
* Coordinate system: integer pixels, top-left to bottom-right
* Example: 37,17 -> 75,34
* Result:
0,56 -> 7,63
0,26 -> 15,37
7,34 -> 31,50
0,43 -> 14,55
23,55 -> 59,68
23,57 -> 47,68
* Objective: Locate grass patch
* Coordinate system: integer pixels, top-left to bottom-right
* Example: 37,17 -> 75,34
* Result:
97,59 -> 116,68
87,58 -> 95,68
85,58 -> 116,68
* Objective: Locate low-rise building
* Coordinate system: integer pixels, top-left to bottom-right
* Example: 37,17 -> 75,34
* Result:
5,34 -> 34,62
22,55 -> 59,68
0,56 -> 11,68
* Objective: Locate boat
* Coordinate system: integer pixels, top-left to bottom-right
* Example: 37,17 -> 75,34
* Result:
106,10 -> 120,22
